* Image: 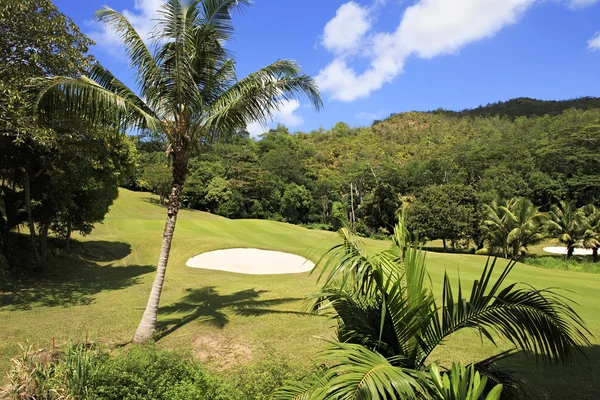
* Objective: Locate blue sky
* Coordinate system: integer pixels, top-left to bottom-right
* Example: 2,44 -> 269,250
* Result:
53,0 -> 600,136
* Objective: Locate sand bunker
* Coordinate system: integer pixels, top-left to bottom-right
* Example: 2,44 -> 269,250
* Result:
543,246 -> 594,256
186,248 -> 315,275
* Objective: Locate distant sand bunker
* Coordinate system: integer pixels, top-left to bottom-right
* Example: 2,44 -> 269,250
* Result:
543,246 -> 594,256
186,248 -> 315,275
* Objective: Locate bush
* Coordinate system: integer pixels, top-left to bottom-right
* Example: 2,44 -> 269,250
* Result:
0,344 -> 313,400
524,257 -> 600,274
87,345 -> 232,400
229,358 -> 309,400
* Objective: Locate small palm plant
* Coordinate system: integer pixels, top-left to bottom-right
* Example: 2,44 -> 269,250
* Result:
274,218 -> 591,399
483,199 -> 512,259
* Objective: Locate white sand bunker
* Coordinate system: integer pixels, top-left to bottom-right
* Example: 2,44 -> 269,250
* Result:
186,248 -> 315,275
543,246 -> 594,256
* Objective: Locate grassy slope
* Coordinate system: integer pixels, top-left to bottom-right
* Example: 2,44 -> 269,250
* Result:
1,189 -> 599,398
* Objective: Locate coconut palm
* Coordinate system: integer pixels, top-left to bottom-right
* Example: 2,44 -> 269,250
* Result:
504,197 -> 548,261
581,204 -> 600,262
483,198 -> 512,258
548,201 -> 585,258
275,219 -> 590,399
33,0 -> 322,343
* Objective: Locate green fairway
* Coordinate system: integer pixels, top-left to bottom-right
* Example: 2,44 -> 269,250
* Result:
1,189 -> 599,398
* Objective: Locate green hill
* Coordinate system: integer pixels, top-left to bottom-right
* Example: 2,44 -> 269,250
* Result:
1,189 -> 599,397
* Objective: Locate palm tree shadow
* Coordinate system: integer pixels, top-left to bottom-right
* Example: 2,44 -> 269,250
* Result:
156,286 -> 308,340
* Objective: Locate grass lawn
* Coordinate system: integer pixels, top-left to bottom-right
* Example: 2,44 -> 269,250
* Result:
1,189 -> 599,398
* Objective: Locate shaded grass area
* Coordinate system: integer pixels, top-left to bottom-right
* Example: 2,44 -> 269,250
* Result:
0,189 -> 599,398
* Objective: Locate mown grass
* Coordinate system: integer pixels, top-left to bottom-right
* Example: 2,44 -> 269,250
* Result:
1,189 -> 599,398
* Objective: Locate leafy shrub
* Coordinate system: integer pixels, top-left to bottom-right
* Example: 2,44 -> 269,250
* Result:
524,257 -> 600,274
87,345 -> 232,400
229,358 -> 309,400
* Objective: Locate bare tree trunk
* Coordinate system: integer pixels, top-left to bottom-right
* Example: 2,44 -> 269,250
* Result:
567,245 -> 574,258
593,248 -> 598,263
23,170 -> 40,264
40,221 -> 50,264
442,239 -> 447,252
65,224 -> 72,251
133,152 -> 188,344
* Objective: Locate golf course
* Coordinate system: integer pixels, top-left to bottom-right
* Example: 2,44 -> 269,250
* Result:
1,189 -> 599,398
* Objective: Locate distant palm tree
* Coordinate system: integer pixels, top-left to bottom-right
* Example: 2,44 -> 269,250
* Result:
275,220 -> 590,399
581,204 -> 600,262
34,0 -> 322,343
504,198 -> 548,261
483,198 -> 512,258
548,201 -> 585,258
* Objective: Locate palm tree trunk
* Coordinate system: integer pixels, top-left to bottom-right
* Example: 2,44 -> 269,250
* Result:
133,152 -> 189,344
593,248 -> 598,263
567,245 -> 574,258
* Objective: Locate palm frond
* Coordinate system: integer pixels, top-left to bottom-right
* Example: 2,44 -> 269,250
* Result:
94,6 -> 167,108
33,75 -> 161,133
312,342 -> 428,400
205,59 -> 322,133
418,258 -> 592,367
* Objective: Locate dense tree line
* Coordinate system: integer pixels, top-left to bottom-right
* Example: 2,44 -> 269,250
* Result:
0,0 -> 136,270
132,103 -> 600,250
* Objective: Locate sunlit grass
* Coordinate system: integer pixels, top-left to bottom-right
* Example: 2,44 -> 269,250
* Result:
1,189 -> 599,398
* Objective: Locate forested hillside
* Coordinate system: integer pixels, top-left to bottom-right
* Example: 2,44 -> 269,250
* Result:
130,99 -> 600,244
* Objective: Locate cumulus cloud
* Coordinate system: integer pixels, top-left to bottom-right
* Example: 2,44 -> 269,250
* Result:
322,2 -> 372,55
246,100 -> 303,137
588,32 -> 600,50
318,0 -> 593,102
89,0 -> 166,56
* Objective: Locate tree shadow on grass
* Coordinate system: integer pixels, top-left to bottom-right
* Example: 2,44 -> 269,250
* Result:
0,245 -> 152,310
156,286 -> 308,340
496,345 -> 600,399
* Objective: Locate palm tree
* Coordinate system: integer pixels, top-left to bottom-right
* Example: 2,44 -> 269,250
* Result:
504,197 -> 548,261
548,201 -> 585,258
581,204 -> 600,262
33,0 -> 322,343
483,199 -> 512,258
275,219 -> 590,399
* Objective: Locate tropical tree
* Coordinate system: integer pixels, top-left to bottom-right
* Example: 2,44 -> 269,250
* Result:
275,219 -> 590,399
504,197 -> 548,261
581,204 -> 600,262
483,199 -> 512,258
548,201 -> 585,258
34,0 -> 321,343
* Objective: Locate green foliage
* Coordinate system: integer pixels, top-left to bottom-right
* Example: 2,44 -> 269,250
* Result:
524,257 -> 600,274
280,183 -> 312,224
280,220 -> 591,399
429,363 -> 502,400
141,160 -> 172,204
405,184 -> 483,246
87,345 -> 231,400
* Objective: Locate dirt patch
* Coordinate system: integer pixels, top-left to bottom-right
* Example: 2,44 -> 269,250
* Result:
192,331 -> 254,370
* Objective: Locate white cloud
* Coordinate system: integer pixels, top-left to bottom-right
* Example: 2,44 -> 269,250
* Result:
322,2 -> 372,55
567,0 -> 599,9
317,0 -> 542,102
89,0 -> 166,57
588,32 -> 600,50
246,100 -> 303,138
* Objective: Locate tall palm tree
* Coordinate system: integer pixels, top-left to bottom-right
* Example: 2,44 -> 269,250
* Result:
581,204 -> 600,262
275,219 -> 590,399
548,201 -> 585,258
33,0 -> 322,343
504,197 -> 548,261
